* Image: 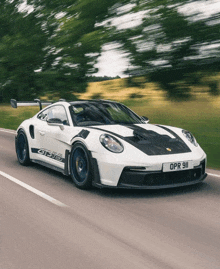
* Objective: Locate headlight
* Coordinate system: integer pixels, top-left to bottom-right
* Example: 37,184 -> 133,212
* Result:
182,130 -> 198,147
100,134 -> 124,153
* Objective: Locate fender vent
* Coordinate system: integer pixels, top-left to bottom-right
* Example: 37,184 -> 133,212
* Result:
29,125 -> 35,139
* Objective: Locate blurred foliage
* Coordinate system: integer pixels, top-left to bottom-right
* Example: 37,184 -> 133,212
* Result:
0,0 -> 49,101
91,92 -> 103,99
25,0 -> 120,99
0,0 -> 120,102
0,0 -> 220,101
110,0 -> 220,99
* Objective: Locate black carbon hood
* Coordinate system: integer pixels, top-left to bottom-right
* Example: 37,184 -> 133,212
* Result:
124,125 -> 191,155
88,124 -> 191,156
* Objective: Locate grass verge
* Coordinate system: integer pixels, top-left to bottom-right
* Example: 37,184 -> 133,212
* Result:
0,105 -> 39,130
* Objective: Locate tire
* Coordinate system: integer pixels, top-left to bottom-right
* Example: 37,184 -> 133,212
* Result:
69,142 -> 92,189
15,129 -> 30,166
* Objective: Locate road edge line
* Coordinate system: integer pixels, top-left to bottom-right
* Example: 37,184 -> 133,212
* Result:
0,170 -> 68,207
0,128 -> 16,134
208,173 -> 220,178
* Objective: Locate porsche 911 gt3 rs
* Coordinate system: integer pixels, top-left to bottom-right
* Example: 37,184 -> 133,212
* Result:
10,98 -> 207,189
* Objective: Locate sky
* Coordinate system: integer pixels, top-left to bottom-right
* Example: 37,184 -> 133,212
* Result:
94,4 -> 146,78
94,45 -> 129,78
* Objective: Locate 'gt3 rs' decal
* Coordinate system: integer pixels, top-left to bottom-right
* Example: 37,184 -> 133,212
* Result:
31,148 -> 65,163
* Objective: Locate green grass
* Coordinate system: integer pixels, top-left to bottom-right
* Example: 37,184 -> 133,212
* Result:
0,105 -> 39,130
1,97 -> 220,170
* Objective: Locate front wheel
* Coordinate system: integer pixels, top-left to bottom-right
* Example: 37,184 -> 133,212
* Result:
15,130 -> 30,166
69,142 -> 92,189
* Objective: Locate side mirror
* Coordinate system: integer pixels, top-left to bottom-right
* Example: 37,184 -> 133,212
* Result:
141,116 -> 149,123
47,118 -> 64,130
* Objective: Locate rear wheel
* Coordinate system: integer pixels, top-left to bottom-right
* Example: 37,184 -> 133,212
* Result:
16,130 -> 30,166
69,142 -> 92,189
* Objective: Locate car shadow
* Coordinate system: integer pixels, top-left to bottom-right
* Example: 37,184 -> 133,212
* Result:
27,162 -> 216,199
94,182 -> 209,199
29,162 -> 73,184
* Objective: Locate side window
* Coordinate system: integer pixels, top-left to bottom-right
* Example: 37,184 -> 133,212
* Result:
37,105 -> 69,125
37,108 -> 49,121
47,105 -> 69,125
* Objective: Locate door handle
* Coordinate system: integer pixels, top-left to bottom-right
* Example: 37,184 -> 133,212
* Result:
39,131 -> 45,136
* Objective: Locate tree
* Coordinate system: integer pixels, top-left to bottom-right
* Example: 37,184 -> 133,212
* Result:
0,0 -> 122,101
109,0 -> 220,98
0,0 -> 49,101
26,0 -> 121,99
2,0 -> 219,102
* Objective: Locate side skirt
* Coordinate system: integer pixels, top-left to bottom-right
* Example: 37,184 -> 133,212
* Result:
31,159 -> 65,175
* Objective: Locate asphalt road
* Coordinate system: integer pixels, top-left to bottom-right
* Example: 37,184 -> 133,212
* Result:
1,129 -> 220,269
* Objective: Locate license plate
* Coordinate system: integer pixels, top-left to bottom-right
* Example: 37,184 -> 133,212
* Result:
163,161 -> 193,172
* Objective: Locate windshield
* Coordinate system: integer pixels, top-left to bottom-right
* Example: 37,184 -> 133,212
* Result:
70,102 -> 143,126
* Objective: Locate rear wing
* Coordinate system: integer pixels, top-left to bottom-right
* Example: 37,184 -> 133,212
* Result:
10,99 -> 53,110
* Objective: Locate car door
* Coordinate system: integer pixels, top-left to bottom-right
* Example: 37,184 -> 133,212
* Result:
32,105 -> 70,169
39,105 -> 73,169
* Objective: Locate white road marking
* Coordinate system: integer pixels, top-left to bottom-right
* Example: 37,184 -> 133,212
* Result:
0,128 -> 16,134
0,171 -> 68,208
208,173 -> 220,178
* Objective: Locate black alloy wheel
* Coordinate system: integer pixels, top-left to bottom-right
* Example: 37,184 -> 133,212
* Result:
70,142 -> 92,189
16,130 -> 30,165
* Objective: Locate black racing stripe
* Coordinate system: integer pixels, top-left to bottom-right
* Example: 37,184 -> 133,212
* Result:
125,124 -> 182,141
156,125 -> 183,140
86,126 -> 125,140
156,125 -> 191,152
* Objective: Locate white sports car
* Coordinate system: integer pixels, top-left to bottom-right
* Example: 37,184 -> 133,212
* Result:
11,99 -> 207,189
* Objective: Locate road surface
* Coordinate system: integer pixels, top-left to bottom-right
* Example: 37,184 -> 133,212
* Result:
1,129 -> 220,269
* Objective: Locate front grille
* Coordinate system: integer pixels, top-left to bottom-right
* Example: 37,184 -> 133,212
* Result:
144,168 -> 201,186
118,160 -> 206,188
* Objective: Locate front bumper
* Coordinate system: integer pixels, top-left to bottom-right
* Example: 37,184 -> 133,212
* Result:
94,159 -> 207,189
